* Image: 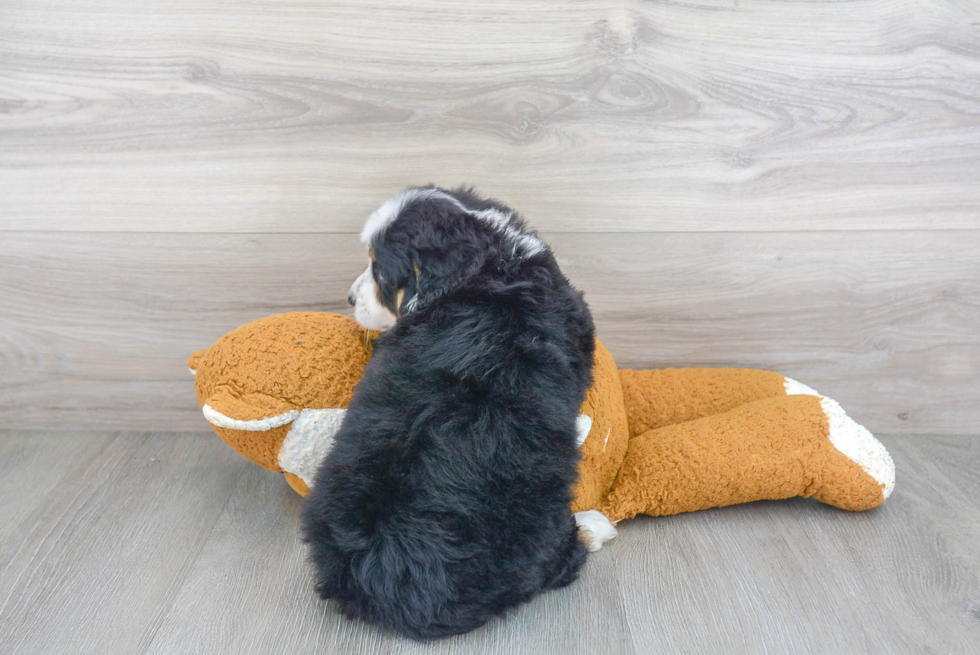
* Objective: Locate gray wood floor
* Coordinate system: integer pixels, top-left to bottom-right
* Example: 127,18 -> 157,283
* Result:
1,430 -> 978,654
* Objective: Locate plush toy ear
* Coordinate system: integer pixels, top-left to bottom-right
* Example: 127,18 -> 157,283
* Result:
409,221 -> 498,312
187,349 -> 208,375
202,386 -> 300,430
200,387 -> 302,473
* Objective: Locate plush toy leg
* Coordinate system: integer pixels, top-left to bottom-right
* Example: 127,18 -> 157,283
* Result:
597,394 -> 895,523
618,368 -> 792,439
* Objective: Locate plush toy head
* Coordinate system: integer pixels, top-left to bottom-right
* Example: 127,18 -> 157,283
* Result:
188,313 -> 377,494
189,312 -> 629,504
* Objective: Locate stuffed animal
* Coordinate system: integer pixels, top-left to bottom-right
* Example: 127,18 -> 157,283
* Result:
188,312 -> 894,550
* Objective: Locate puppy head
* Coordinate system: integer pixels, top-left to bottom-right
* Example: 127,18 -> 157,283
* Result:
349,186 -> 547,330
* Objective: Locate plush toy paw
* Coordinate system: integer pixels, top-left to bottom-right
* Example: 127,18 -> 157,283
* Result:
797,395 -> 895,509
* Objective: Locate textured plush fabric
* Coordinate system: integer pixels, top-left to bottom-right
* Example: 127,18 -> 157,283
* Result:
598,394 -> 885,522
570,339 -> 629,513
190,312 -> 891,519
619,367 -> 788,438
189,312 -> 373,471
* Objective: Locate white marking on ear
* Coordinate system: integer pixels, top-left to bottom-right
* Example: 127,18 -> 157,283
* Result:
575,510 -> 618,552
278,408 -> 347,488
202,405 -> 299,431
575,414 -> 593,447
467,206 -> 544,257
188,367 -> 197,376
516,233 -> 545,256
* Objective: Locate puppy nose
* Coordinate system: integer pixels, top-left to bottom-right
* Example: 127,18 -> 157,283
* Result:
348,293 -> 356,307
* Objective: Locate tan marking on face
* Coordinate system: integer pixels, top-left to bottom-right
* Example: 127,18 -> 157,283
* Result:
395,288 -> 405,315
369,249 -> 376,262
370,276 -> 400,320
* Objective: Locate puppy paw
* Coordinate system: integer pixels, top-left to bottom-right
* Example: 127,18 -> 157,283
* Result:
575,510 -> 618,552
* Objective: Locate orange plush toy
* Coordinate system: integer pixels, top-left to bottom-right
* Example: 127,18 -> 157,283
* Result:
189,312 -> 894,550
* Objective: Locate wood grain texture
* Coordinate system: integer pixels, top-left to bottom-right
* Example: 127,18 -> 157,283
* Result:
0,431 -> 246,655
612,434 -> 980,654
143,463 -> 636,655
1,431 -> 978,653
2,230 -> 977,433
2,0 -> 979,232
0,431 -> 115,548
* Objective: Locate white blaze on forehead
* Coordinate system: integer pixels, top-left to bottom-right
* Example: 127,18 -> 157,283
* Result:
361,187 -> 545,258
360,187 -> 445,245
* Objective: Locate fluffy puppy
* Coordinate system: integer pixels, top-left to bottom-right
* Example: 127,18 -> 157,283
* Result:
301,186 -> 595,639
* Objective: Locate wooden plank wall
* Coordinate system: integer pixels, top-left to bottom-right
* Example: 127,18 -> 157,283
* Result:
1,0 -> 978,434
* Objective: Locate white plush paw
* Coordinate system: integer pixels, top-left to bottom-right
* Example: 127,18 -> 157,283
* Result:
784,376 -> 821,397
785,376 -> 895,499
820,397 -> 896,499
575,510 -> 618,552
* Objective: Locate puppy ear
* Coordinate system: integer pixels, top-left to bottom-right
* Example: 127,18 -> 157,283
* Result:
370,239 -> 420,317
394,289 -> 406,315
409,225 -> 494,310
369,196 -> 497,314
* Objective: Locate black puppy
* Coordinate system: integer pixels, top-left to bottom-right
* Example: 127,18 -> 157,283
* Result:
302,186 -> 595,639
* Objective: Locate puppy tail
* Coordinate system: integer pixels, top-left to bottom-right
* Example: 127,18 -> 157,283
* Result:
344,532 -> 470,639
544,519 -> 588,590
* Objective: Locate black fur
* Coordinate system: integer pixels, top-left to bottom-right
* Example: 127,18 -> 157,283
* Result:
302,187 -> 595,639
